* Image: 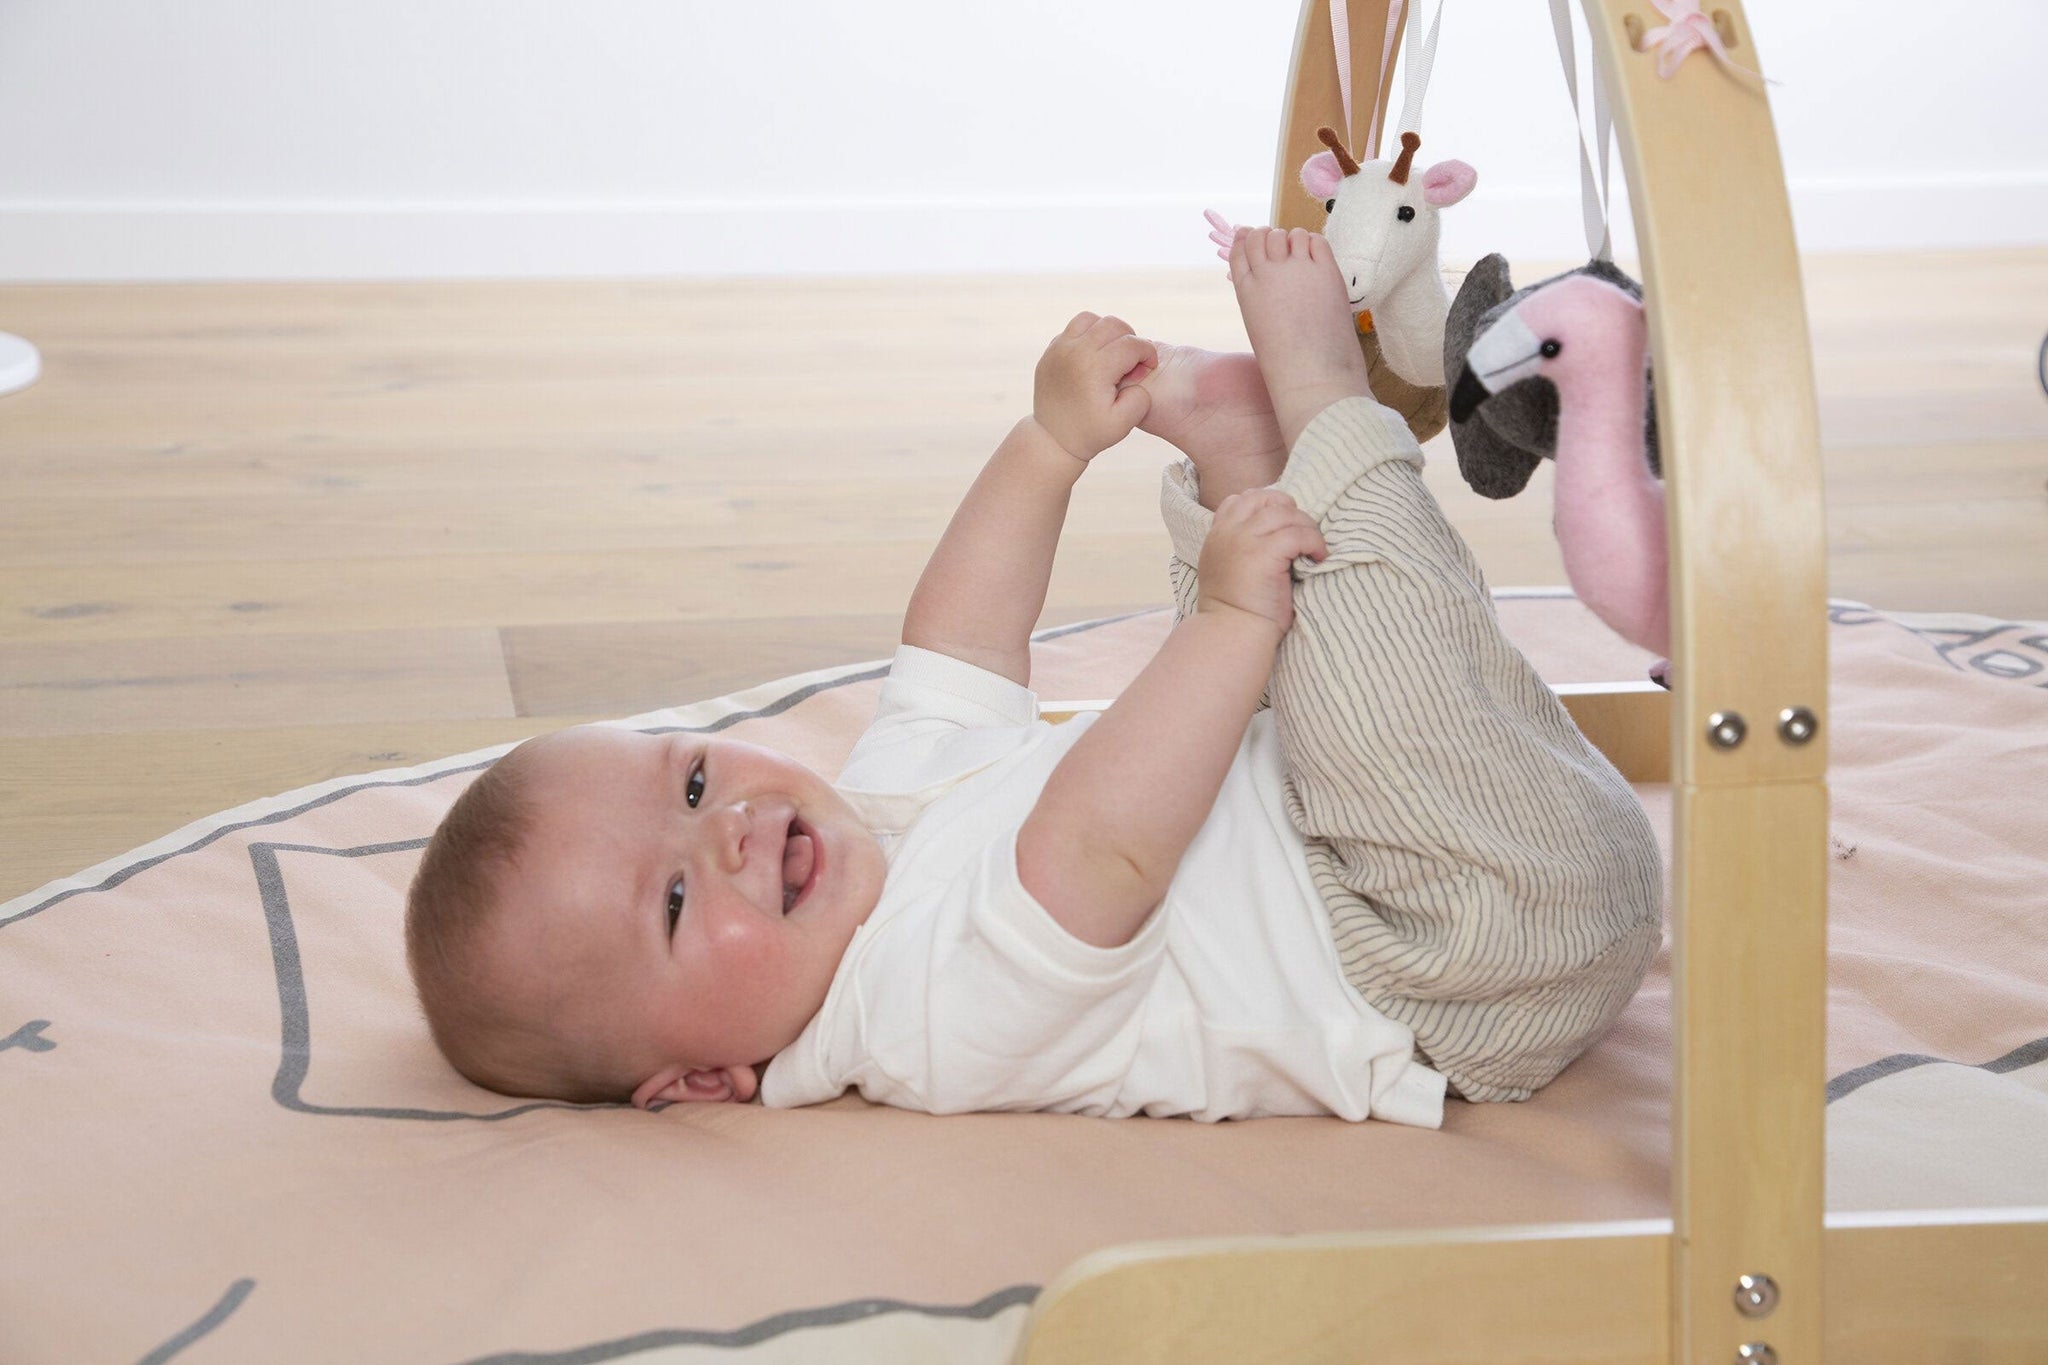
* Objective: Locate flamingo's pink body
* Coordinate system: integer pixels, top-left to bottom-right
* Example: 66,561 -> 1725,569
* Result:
1469,274 -> 1669,659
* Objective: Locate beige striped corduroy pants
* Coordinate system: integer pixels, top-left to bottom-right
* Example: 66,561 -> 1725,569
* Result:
1160,396 -> 1664,1102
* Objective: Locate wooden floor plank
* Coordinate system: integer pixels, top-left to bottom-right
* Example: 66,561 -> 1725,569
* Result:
501,603 -> 1156,720
0,536 -> 1167,643
502,615 -> 907,720
0,629 -> 515,737
0,719 -> 584,901
0,467 -> 1170,566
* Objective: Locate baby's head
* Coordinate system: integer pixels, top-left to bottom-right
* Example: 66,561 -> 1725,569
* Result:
405,725 -> 887,1108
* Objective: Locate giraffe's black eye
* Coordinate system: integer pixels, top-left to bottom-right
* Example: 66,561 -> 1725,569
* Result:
1325,199 -> 1335,213
1540,339 -> 1563,358
1397,205 -> 1416,222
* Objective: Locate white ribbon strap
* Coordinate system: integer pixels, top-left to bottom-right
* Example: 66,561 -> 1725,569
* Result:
1548,0 -> 1614,262
1334,1 -> 1413,158
1330,0 -> 1354,143
1361,0 -> 1406,157
1394,0 -> 1445,138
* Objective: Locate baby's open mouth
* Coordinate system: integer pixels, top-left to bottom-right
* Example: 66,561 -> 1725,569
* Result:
781,818 -> 817,914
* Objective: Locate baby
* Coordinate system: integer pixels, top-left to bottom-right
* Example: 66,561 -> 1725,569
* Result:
406,228 -> 1663,1125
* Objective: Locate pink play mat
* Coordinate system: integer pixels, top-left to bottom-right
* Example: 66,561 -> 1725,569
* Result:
4,595 -> 2044,1363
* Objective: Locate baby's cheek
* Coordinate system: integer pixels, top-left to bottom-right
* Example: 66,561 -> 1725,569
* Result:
728,925 -> 790,976
710,922 -> 800,1001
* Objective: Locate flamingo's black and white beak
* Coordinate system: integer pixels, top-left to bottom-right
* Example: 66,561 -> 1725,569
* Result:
1451,310 -> 1548,423
1449,363 -> 1490,424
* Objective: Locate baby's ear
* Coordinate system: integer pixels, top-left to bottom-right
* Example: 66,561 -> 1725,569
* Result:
633,1063 -> 759,1109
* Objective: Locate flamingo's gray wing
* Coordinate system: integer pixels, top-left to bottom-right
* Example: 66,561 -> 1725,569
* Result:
1455,396 -> 1546,499
1447,254 -> 1548,499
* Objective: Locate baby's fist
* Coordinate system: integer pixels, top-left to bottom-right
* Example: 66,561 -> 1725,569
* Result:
1197,489 -> 1326,634
1033,313 -> 1158,462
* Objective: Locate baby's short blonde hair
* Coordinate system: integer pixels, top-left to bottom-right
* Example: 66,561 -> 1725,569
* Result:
404,742 -> 625,1104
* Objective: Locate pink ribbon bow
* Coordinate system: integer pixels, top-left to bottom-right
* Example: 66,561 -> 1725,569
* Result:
1643,0 -> 1767,86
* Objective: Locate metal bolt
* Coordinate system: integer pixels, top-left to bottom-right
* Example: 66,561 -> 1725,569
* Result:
1735,1345 -> 1778,1365
1734,1273 -> 1780,1318
1777,707 -> 1818,745
1707,711 -> 1747,749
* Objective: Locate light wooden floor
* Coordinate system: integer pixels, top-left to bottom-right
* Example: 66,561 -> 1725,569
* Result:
3,250 -> 2045,901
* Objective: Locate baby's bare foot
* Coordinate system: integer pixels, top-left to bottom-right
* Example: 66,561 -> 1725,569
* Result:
1137,344 -> 1287,510
1230,227 -> 1374,449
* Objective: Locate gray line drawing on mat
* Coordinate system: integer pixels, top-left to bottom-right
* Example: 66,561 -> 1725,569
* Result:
451,1284 -> 1039,1365
136,1278 -> 255,1365
2,1019 -> 56,1052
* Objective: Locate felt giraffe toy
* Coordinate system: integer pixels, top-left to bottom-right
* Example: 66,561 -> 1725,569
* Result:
1301,127 -> 1476,389
1207,127 -> 1474,442
1208,127 -> 1474,392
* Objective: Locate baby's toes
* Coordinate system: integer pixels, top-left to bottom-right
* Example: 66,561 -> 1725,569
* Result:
1230,228 -> 1262,276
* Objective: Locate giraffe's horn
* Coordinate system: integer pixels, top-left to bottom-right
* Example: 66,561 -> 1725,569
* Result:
1389,132 -> 1421,185
1316,127 -> 1361,178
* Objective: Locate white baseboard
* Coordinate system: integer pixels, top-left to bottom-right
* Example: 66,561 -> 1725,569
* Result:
1781,173 -> 2048,255
1,177 -> 2042,282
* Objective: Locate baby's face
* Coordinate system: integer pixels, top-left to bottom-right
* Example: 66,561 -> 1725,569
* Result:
485,725 -> 886,1093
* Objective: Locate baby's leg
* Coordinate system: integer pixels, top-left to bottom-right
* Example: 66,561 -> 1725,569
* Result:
1229,228 -> 1376,452
1227,231 -> 1664,1102
1137,345 -> 1287,511
1278,462 -> 1663,1099
1140,344 -> 1292,628
1144,234 -> 1366,624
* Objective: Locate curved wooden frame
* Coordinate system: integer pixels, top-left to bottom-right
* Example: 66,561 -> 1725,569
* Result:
1270,0 -> 1402,228
1014,4 -> 2048,1360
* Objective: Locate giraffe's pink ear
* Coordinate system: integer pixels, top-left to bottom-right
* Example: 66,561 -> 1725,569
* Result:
1300,151 -> 1346,201
1422,159 -> 1477,208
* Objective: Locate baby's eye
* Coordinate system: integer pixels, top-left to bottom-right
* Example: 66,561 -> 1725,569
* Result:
667,878 -> 685,935
686,763 -> 705,809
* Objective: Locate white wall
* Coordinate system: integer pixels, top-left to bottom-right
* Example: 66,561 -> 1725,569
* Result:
0,0 -> 2041,281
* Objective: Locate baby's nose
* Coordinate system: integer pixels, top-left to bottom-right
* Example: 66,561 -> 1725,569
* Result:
712,802 -> 754,873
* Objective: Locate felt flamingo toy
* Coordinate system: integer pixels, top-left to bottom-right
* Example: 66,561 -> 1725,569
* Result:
1441,254 -> 1661,499
1448,271 -> 1670,670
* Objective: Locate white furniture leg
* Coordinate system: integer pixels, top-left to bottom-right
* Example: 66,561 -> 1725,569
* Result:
0,332 -> 41,395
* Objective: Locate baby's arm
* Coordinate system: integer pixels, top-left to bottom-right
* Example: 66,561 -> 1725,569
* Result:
1018,490 -> 1326,948
902,313 -> 1155,686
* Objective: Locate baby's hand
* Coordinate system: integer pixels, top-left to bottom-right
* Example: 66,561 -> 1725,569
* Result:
1197,489 -> 1326,634
1033,313 -> 1158,462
